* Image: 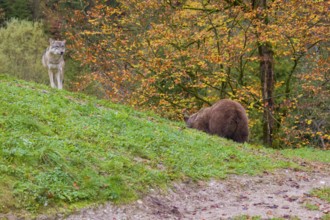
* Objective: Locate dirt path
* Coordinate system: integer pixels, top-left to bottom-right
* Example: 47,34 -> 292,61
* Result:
63,169 -> 330,220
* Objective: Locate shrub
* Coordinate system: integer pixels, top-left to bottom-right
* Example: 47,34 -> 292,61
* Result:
0,19 -> 48,83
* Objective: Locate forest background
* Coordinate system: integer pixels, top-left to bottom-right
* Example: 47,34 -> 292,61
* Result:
0,0 -> 329,149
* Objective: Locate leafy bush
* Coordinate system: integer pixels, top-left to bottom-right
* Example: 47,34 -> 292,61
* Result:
0,19 -> 48,83
0,0 -> 32,21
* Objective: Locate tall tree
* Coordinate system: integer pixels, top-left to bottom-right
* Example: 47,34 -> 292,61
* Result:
64,0 -> 329,148
252,0 -> 275,146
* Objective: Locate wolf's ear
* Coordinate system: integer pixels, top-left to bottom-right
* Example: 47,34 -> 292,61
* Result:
49,38 -> 54,44
63,40 -> 66,44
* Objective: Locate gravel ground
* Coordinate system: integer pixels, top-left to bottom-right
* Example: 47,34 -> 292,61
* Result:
63,169 -> 330,220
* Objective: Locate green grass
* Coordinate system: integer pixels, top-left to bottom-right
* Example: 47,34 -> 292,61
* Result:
310,187 -> 330,203
304,202 -> 319,211
281,148 -> 330,163
0,74 -> 328,218
233,216 -> 300,220
322,214 -> 330,220
233,215 -> 262,220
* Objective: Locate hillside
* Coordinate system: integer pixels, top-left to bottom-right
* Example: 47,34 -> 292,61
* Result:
0,75 -> 329,219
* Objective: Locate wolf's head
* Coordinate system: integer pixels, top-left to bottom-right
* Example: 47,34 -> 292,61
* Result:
48,38 -> 66,55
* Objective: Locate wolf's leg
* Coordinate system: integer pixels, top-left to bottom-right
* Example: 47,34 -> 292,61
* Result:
59,62 -> 65,89
60,66 -> 64,89
56,69 -> 63,89
48,69 -> 56,88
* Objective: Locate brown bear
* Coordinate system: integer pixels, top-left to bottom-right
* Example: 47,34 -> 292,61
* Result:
184,99 -> 249,143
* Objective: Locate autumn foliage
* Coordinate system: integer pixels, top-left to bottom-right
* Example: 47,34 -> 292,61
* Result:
64,0 -> 329,148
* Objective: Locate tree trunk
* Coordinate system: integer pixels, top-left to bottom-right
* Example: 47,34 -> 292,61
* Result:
31,0 -> 40,20
253,0 -> 275,147
259,43 -> 275,146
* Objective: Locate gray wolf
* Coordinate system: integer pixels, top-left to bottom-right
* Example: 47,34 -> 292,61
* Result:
184,99 -> 249,143
42,38 -> 66,89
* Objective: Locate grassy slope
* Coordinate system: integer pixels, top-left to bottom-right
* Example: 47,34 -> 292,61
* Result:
0,75 -> 329,217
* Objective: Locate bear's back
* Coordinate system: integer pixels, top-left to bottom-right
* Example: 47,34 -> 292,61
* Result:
208,99 -> 249,142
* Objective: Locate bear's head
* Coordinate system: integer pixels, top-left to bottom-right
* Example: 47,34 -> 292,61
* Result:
184,113 -> 198,128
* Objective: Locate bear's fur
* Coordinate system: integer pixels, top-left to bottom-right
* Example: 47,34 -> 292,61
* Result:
184,99 -> 249,143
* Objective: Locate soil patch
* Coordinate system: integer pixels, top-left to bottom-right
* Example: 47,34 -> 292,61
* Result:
64,169 -> 330,219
